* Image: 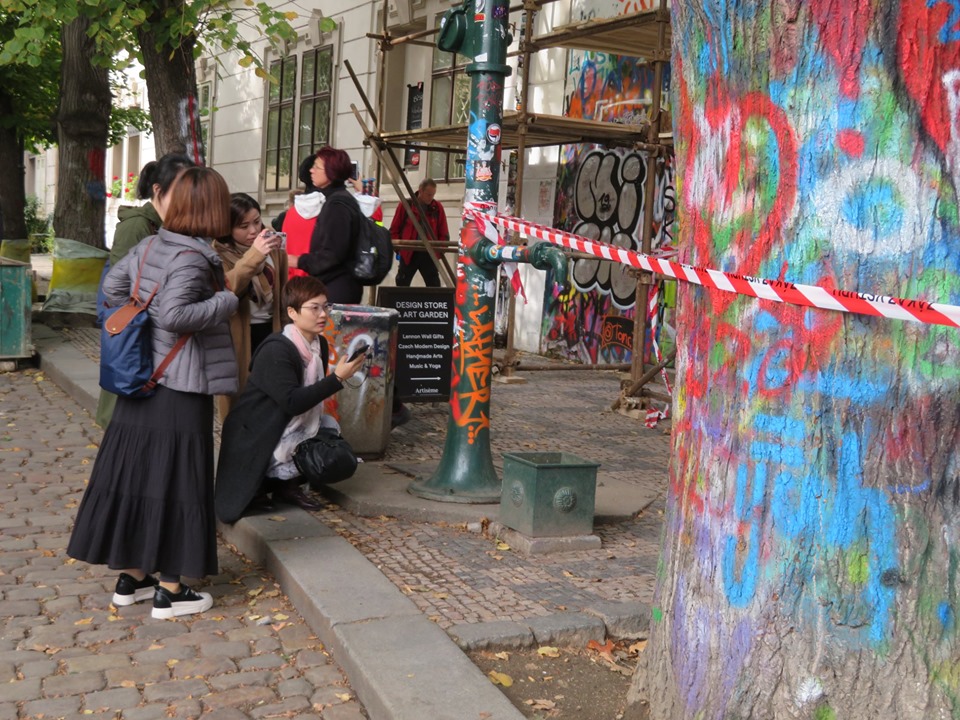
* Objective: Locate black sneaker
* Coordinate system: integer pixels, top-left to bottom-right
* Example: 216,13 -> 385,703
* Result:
151,584 -> 213,620
112,573 -> 158,606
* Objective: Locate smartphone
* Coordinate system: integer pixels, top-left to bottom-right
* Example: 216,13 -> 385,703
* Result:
350,161 -> 359,180
268,231 -> 287,250
348,342 -> 369,362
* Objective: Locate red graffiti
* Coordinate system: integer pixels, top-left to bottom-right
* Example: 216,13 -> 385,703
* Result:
809,0 -> 874,98
837,129 -> 865,157
899,0 -> 960,164
87,148 -> 105,179
681,73 -> 799,316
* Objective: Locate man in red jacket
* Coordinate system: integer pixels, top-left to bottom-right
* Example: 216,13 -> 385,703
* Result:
389,178 -> 448,287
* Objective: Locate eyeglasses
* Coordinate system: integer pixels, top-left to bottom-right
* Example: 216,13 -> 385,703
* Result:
301,302 -> 333,314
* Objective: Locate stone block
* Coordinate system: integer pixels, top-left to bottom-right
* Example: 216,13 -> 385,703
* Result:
448,620 -> 535,651
527,612 -> 606,648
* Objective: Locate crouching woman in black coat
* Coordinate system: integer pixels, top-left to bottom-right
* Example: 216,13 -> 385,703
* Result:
215,276 -> 366,523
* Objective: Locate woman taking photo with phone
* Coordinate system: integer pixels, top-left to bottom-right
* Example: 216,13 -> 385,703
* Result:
216,276 -> 366,520
213,193 -> 287,417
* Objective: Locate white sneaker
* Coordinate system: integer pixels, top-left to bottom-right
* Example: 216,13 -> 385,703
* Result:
151,584 -> 213,619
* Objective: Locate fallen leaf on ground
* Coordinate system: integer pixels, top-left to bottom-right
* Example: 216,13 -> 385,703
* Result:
587,639 -> 617,663
488,670 -> 513,687
267,515 -> 287,522
74,617 -> 93,626
273,613 -> 289,621
528,699 -> 557,711
496,541 -> 510,551
628,639 -> 648,654
336,692 -> 352,701
248,588 -> 263,597
562,570 -> 575,578
537,646 -> 560,658
494,651 -> 510,660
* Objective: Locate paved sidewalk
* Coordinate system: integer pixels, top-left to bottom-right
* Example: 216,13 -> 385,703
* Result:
25,313 -> 671,719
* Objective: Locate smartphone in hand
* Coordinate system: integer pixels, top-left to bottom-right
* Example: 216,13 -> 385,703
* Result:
348,343 -> 369,362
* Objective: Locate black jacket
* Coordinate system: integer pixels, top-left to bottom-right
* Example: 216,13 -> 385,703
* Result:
215,332 -> 341,523
297,183 -> 364,303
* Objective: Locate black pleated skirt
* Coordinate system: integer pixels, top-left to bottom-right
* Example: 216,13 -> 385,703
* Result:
67,385 -> 218,579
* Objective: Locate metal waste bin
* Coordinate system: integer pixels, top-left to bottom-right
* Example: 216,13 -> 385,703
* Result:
0,257 -> 33,359
323,304 -> 399,457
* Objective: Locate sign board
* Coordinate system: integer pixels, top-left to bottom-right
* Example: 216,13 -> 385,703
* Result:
378,286 -> 454,403
404,83 -> 424,168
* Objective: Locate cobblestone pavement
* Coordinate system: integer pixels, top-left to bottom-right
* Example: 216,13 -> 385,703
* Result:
56,327 -> 672,632
0,368 -> 367,720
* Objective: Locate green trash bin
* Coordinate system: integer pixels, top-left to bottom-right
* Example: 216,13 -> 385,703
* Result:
500,452 -> 601,537
0,257 -> 33,359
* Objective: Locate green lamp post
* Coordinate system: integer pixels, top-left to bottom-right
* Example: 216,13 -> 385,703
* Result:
409,0 -> 568,503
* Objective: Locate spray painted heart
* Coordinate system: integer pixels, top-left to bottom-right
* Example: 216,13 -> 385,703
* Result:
680,76 -> 798,316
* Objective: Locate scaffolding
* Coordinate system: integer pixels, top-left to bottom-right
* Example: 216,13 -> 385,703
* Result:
361,0 -> 674,414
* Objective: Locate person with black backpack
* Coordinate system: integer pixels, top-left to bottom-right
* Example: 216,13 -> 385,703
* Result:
288,147 -> 365,303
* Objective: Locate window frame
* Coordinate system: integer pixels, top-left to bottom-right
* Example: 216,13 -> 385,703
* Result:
262,43 -> 336,195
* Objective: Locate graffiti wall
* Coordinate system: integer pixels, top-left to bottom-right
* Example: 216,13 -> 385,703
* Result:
647,1 -> 960,718
541,0 -> 674,364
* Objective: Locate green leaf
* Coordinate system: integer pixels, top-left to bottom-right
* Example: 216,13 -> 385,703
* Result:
237,54 -> 254,68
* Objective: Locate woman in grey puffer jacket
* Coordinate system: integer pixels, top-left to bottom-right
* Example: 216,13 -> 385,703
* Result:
68,167 -> 239,620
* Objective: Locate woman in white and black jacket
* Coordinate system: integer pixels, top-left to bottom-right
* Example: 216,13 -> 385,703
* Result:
68,167 -> 239,620
215,276 -> 366,523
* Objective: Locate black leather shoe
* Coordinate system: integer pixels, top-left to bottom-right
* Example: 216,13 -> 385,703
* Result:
244,491 -> 275,515
273,483 -> 324,511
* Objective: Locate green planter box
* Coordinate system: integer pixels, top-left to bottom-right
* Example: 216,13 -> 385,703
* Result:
500,452 -> 600,538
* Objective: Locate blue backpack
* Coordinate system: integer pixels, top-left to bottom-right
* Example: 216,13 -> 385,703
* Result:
99,238 -> 191,398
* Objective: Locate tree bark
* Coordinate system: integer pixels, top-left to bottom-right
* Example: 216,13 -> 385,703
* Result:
0,92 -> 26,240
633,1 -> 960,718
137,0 -> 203,163
54,16 -> 111,248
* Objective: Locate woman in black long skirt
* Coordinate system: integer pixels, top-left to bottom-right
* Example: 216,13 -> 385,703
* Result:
68,167 -> 239,619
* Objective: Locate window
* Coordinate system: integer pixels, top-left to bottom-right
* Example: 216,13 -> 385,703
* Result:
264,47 -> 334,193
298,47 -> 333,172
429,21 -> 469,182
198,81 -> 213,161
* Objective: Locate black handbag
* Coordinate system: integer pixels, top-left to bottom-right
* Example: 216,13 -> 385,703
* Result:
293,427 -> 358,489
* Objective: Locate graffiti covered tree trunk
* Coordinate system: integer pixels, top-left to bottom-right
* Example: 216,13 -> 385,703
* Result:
54,17 -> 111,248
635,1 -> 960,718
137,0 -> 204,163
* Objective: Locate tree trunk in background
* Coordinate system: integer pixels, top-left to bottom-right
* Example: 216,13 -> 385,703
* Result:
54,16 -> 110,249
0,95 -> 26,240
632,1 -> 960,718
137,0 -> 203,164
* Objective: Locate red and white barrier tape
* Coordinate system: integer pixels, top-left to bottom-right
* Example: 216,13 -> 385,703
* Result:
462,207 -> 960,330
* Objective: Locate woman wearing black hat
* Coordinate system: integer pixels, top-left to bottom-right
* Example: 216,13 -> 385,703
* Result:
281,147 -> 363,304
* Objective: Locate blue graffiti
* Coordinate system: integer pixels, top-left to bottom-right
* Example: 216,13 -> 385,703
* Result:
720,412 -> 899,645
929,0 -> 960,43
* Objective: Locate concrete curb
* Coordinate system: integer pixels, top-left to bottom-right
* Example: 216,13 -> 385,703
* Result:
33,324 -> 100,418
